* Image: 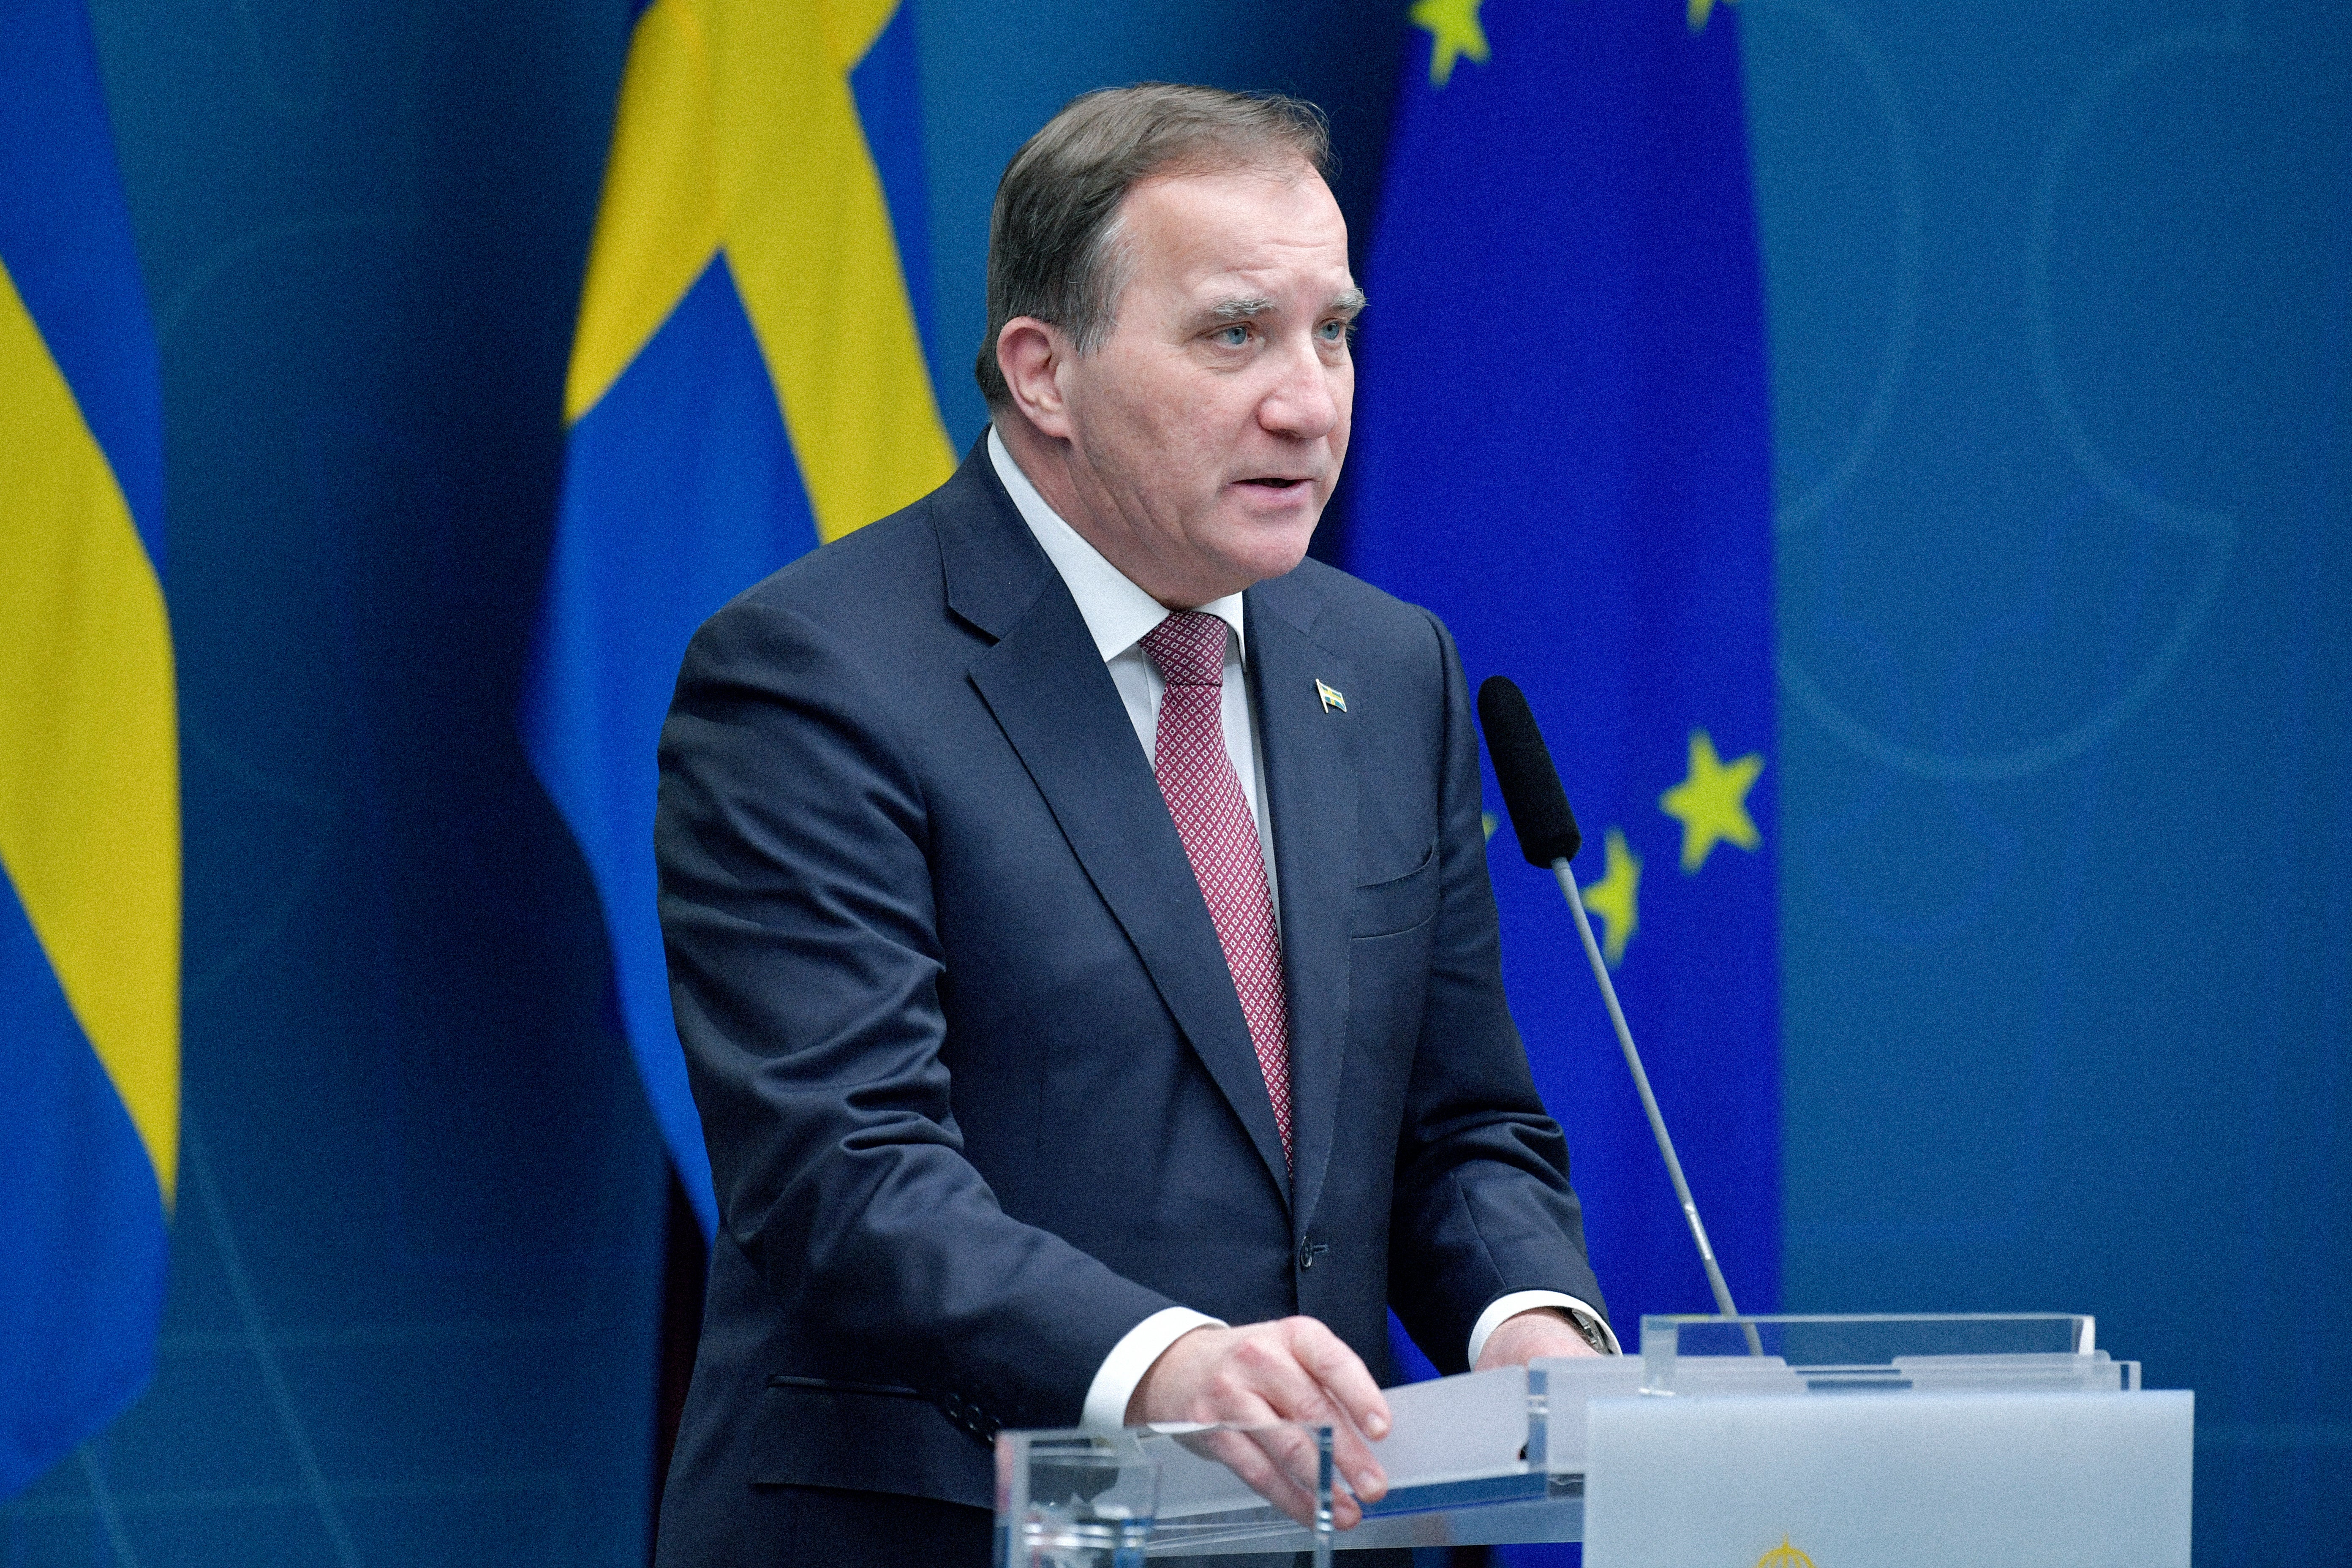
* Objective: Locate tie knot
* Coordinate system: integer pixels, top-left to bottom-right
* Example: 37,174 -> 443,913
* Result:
1140,611 -> 1229,688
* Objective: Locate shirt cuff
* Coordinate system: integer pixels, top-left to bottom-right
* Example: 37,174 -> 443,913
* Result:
1468,1290 -> 1622,1363
1080,1307 -> 1228,1433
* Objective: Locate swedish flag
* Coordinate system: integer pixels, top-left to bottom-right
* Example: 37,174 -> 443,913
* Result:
1348,0 -> 1780,1358
0,0 -> 178,1496
523,0 -> 952,1232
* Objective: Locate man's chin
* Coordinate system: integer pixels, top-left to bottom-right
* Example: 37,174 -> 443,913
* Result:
1212,505 -> 1321,578
1219,534 -> 1317,593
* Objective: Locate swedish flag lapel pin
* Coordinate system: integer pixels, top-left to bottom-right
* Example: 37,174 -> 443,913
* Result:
1315,679 -> 1347,713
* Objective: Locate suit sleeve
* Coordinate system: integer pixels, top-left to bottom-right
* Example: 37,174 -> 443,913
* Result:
656,591 -> 1176,1432
1385,612 -> 1609,1373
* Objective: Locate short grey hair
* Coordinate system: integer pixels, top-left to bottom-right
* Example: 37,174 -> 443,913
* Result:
974,84 -> 1334,407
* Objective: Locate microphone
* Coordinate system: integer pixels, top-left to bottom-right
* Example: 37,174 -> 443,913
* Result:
1475,675 -> 1582,867
1476,676 -> 1755,1346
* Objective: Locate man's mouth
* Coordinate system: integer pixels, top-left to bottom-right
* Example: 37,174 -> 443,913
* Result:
1239,476 -> 1311,490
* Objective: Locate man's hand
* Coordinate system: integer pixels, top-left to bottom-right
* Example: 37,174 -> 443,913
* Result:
1127,1318 -> 1392,1528
1473,1307 -> 1604,1371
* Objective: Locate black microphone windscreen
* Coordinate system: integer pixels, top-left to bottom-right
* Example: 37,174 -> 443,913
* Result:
1477,676 -> 1582,868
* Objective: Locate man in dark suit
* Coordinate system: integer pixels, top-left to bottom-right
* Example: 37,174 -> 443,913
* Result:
652,85 -> 1614,1565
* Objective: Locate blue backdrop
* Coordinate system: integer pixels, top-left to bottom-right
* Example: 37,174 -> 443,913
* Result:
4,3 -> 2343,1565
1748,5 -> 2349,1557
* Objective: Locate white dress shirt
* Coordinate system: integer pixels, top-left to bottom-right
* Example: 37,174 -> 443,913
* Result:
985,428 -> 1617,1434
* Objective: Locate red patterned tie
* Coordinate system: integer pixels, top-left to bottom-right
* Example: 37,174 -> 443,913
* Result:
1139,611 -> 1293,1163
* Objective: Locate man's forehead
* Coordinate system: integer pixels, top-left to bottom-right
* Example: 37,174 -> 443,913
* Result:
1124,164 -> 1348,258
1129,155 -> 1328,202
1102,166 -> 1350,334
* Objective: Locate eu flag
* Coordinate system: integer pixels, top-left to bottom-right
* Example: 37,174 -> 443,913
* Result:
0,0 -> 178,1495
522,0 -> 952,1234
1348,0 -> 1780,1385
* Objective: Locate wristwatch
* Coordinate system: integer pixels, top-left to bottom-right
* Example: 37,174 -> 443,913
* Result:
1566,1308 -> 1614,1354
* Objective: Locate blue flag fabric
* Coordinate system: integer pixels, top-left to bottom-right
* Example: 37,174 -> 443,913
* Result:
1348,0 -> 1780,1396
522,0 -> 952,1236
0,0 -> 179,1496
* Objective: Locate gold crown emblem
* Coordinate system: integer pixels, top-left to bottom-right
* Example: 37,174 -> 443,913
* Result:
1756,1539 -> 1817,1568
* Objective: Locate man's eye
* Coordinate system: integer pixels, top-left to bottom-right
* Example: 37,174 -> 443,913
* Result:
1214,325 -> 1251,348
1316,318 -> 1350,343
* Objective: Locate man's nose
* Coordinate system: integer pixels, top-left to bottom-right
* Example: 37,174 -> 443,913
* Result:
1257,336 -> 1342,441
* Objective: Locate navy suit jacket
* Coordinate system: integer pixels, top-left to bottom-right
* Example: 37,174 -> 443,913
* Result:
651,440 -> 1604,1544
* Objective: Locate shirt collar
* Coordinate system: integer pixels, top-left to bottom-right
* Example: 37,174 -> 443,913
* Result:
988,424 -> 1246,664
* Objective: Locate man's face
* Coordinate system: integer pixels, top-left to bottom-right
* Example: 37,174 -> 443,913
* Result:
1049,163 -> 1360,607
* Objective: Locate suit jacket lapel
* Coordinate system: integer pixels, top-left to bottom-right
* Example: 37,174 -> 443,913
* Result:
941,449 -> 1295,1205
1245,579 -> 1358,1233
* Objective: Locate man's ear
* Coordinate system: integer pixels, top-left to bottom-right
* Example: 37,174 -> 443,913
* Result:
996,318 -> 1073,441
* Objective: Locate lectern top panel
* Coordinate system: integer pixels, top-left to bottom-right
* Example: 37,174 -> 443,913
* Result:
1641,1312 -> 2093,1360
1637,1313 -> 2127,1396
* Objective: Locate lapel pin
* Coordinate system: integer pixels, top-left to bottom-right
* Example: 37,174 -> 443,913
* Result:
1315,679 -> 1347,713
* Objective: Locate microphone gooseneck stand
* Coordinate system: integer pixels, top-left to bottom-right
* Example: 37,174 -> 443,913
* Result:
1476,675 -> 1761,1356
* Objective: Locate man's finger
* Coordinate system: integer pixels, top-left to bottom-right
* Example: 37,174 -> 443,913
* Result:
1268,1320 -> 1390,1500
1195,1426 -> 1350,1530
1239,1424 -> 1364,1530
1285,1318 -> 1393,1440
1256,1388 -> 1384,1509
1176,1394 -> 1367,1530
1193,1388 -> 1325,1503
1180,1386 -> 1321,1512
1138,1320 -> 1388,1524
1228,1323 -> 1387,1503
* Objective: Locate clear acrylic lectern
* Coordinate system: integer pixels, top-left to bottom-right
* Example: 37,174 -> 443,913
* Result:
994,1315 -> 2193,1566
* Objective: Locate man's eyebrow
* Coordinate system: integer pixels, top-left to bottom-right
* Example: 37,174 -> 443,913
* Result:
1209,295 -> 1277,321
1203,288 -> 1367,323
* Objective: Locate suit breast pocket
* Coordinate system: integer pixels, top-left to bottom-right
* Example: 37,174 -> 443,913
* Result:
1348,840 -> 1439,939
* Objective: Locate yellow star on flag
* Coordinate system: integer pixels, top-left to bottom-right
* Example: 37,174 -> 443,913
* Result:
1411,0 -> 1490,86
1658,729 -> 1763,873
1688,0 -> 1739,33
1582,828 -> 1641,967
